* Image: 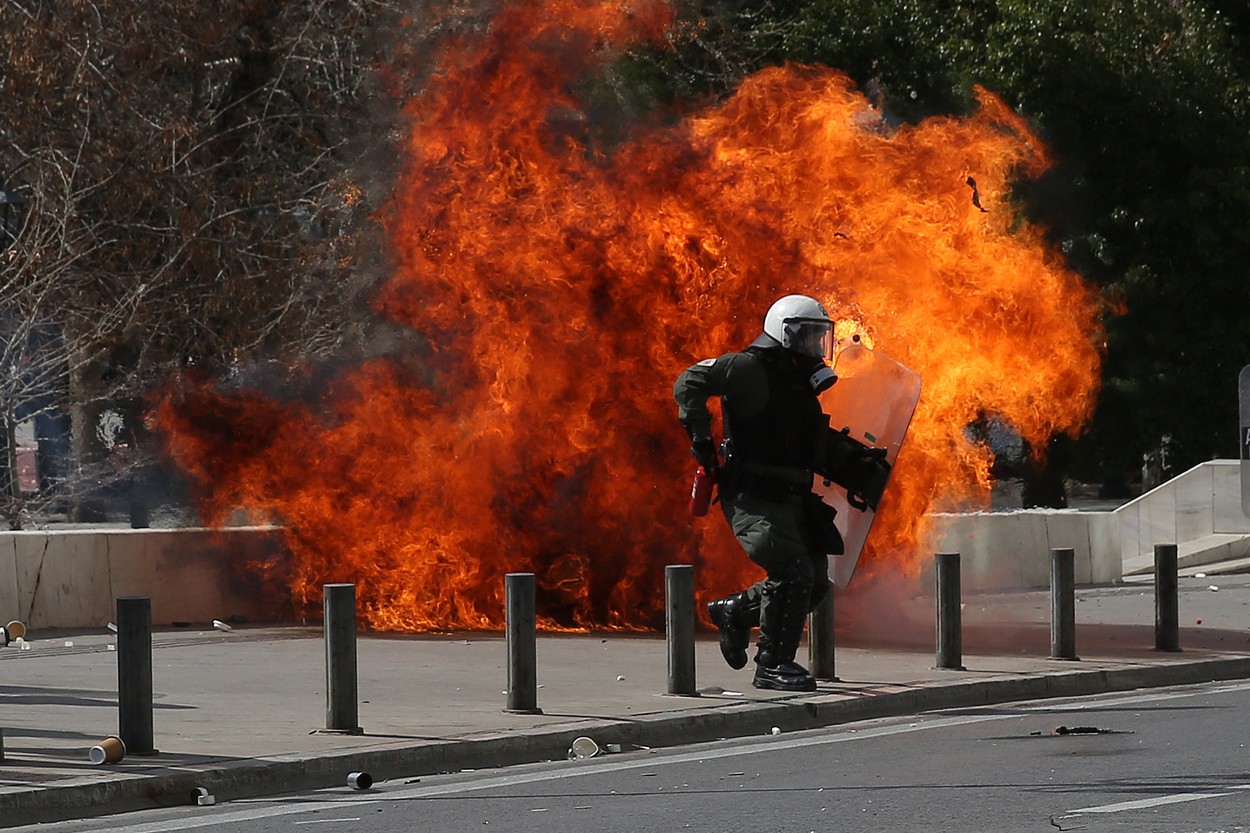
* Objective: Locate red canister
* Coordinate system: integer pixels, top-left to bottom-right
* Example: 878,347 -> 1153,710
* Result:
688,466 -> 715,517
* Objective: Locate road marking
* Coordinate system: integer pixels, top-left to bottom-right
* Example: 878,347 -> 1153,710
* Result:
1072,787 -> 1250,814
31,681 -> 1250,833
1019,679 -> 1250,712
30,712 -> 1012,833
292,820 -> 362,825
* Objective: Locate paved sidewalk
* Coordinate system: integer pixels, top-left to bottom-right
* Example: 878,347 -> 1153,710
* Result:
1,577 -> 1247,826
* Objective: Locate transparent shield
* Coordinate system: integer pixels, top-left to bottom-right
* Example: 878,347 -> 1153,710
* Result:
813,341 -> 921,588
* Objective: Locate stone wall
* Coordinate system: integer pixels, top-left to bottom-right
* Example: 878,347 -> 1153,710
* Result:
6,461 -> 1245,628
924,509 -> 1121,592
925,460 -> 1250,590
0,527 -> 286,630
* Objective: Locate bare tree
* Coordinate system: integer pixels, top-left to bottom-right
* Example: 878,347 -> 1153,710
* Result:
1,0 -> 403,527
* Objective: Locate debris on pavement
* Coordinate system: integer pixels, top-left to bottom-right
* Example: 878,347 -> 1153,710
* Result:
88,736 -> 126,764
1033,725 -> 1134,736
568,737 -> 600,759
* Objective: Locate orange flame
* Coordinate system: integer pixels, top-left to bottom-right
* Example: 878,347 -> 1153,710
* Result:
155,0 -> 1103,632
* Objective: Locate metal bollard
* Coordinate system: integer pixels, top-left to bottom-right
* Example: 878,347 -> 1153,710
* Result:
324,584 -> 362,734
1154,543 -> 1180,652
116,596 -> 157,755
808,589 -> 837,681
1050,547 -> 1078,660
504,573 -> 542,714
935,553 -> 965,670
665,565 -> 696,695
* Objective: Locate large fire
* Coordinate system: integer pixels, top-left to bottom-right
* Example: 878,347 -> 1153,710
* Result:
154,0 -> 1103,632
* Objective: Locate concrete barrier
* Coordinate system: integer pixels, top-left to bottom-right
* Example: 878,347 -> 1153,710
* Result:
3,517 -> 1113,627
925,509 -> 1121,592
0,527 -> 284,630
6,460 -> 1245,628
928,460 -> 1250,592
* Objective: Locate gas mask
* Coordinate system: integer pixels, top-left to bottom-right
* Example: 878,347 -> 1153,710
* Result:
805,359 -> 837,394
784,320 -> 836,393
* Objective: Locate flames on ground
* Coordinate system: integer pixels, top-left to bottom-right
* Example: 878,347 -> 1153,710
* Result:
154,0 -> 1104,632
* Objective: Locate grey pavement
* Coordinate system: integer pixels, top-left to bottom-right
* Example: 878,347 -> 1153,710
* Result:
1,576 -> 1248,827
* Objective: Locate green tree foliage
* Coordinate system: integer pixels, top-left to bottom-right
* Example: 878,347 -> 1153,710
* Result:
755,0 -> 1250,485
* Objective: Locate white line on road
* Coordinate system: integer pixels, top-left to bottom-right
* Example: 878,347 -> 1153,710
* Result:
1071,787 -> 1250,815
35,681 -> 1250,833
1019,679 -> 1250,712
36,712 -> 1012,833
292,819 -> 362,825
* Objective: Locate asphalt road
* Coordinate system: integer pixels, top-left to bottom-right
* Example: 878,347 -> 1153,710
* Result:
18,680 -> 1250,833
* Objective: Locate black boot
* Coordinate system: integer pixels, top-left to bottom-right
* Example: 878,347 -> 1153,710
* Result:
707,591 -> 753,670
752,651 -> 817,692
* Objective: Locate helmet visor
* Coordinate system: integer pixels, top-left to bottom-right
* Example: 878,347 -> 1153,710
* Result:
783,319 -> 833,361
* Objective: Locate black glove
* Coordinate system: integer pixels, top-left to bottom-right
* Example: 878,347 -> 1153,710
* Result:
690,436 -> 720,472
681,418 -> 719,471
860,446 -> 888,462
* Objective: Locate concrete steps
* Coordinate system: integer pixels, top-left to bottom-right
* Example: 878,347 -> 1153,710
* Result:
1123,532 -> 1250,577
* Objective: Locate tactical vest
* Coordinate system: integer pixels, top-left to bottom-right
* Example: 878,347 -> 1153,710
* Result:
723,347 -> 823,471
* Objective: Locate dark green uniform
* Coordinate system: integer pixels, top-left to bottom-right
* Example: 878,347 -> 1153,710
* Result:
674,340 -> 835,668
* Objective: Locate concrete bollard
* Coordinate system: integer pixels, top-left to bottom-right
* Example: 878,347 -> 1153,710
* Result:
504,572 -> 542,714
324,584 -> 363,734
935,552 -> 964,670
1050,547 -> 1079,661
1154,543 -> 1181,652
664,565 -> 696,696
808,590 -> 837,681
116,596 -> 157,755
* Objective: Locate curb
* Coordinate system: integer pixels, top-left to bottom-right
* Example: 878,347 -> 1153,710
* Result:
5,654 -> 1250,827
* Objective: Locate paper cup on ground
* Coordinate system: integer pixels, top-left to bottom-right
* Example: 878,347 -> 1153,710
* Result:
89,736 -> 126,765
568,737 -> 600,759
2,621 -> 25,646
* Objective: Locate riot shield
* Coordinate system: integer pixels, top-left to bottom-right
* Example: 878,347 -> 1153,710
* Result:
814,339 -> 921,588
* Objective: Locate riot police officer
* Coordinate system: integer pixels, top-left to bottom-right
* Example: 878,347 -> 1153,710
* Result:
673,294 -> 888,691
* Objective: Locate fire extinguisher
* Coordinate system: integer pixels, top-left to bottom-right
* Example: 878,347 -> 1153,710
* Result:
688,466 -> 716,517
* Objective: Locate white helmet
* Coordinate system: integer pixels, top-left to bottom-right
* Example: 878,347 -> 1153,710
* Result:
763,294 -> 834,361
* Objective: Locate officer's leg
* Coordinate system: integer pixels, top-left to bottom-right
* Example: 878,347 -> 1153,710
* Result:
723,495 -> 816,691
706,590 -> 754,670
759,549 -> 814,667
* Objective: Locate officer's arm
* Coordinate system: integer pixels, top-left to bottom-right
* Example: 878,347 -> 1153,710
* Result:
673,353 -> 764,436
673,353 -> 762,468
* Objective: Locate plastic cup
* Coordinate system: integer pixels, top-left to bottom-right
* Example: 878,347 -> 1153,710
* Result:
89,736 -> 126,765
568,737 -> 600,759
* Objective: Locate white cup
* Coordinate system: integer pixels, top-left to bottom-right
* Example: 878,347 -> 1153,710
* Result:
568,737 -> 600,759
